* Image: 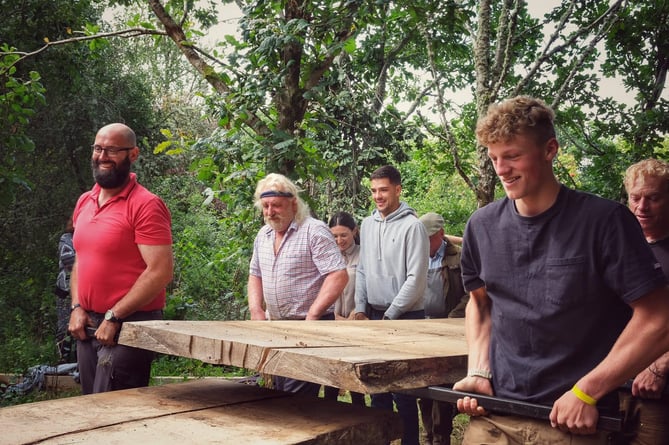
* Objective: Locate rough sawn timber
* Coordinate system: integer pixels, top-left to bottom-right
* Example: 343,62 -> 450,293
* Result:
119,318 -> 467,394
2,379 -> 401,445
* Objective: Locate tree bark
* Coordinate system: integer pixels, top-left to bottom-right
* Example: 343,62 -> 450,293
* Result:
148,0 -> 229,95
473,0 -> 497,207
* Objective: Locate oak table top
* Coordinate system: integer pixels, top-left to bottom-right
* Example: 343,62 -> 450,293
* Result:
119,318 -> 468,394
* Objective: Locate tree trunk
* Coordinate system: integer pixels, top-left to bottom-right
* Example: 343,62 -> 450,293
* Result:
473,0 -> 497,208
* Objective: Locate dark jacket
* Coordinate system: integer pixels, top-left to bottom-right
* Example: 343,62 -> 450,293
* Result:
424,240 -> 468,318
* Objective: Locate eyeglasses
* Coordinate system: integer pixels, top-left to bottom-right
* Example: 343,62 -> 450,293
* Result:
91,145 -> 134,157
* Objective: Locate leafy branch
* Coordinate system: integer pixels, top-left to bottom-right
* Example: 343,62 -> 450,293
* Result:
0,28 -> 166,75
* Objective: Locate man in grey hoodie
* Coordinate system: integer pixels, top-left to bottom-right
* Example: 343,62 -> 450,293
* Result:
353,164 -> 429,445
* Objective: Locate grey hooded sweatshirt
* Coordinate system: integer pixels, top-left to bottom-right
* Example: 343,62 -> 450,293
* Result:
354,201 -> 429,319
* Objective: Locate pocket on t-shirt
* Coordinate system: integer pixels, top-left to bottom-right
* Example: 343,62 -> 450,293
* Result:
544,256 -> 587,305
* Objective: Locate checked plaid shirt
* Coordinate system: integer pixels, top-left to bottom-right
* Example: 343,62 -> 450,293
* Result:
249,217 -> 346,319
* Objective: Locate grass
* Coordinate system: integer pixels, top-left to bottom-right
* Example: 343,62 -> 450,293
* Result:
326,389 -> 468,444
451,414 -> 469,444
1,383 -> 81,408
150,355 -> 252,379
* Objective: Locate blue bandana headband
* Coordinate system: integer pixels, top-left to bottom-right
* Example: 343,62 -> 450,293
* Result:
259,190 -> 294,198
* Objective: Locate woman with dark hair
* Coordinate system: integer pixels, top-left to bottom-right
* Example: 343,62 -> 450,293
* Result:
328,211 -> 360,320
324,211 -> 366,406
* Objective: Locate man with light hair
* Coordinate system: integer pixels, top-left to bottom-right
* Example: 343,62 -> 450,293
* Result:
621,158 -> 669,444
454,96 -> 669,444
247,173 -> 348,395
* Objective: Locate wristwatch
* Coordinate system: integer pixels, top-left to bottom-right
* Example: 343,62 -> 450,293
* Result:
104,309 -> 121,323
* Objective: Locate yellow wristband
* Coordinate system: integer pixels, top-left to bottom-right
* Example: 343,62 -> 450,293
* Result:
571,384 -> 597,406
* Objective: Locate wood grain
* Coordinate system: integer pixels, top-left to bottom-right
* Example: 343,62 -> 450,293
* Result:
119,319 -> 467,393
2,379 -> 401,445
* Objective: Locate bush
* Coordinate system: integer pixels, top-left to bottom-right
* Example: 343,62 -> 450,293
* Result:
154,173 -> 253,322
0,253 -> 60,372
150,355 -> 252,379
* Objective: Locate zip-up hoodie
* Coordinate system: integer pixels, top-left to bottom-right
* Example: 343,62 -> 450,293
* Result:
354,201 -> 429,319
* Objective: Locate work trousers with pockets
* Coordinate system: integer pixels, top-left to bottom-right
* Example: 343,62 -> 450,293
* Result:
619,391 -> 669,445
77,310 -> 162,395
462,414 -> 616,445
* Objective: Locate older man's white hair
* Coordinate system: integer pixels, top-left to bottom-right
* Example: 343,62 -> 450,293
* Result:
254,173 -> 310,223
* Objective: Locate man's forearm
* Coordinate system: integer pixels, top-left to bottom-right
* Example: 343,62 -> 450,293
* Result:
307,269 -> 348,319
465,288 -> 493,372
70,259 -> 79,306
385,274 -> 426,319
247,275 -> 266,319
651,351 -> 669,376
110,244 -> 173,319
112,265 -> 172,318
385,237 -> 428,319
577,287 -> 669,401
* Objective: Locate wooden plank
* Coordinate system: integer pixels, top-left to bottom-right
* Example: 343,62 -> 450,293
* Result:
2,379 -> 401,445
119,319 -> 467,393
260,345 -> 467,393
2,379 -> 278,443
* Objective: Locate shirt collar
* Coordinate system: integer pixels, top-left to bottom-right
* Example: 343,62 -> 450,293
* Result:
432,240 -> 446,261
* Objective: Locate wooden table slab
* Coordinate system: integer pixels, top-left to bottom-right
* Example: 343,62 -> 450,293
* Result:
119,319 -> 467,393
2,379 -> 401,445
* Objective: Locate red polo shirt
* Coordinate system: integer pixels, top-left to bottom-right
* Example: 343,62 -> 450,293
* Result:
72,173 -> 172,313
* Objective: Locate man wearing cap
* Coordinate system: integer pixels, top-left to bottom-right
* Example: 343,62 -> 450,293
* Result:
247,173 -> 348,396
417,212 -> 468,445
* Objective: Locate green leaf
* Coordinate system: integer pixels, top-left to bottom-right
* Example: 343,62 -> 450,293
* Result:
154,140 -> 173,154
343,38 -> 356,54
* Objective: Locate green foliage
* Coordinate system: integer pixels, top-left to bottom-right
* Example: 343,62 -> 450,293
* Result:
150,355 -> 250,379
0,385 -> 80,408
0,253 -> 60,372
401,142 -> 477,235
599,1 -> 669,157
0,48 -> 46,206
558,134 -> 629,201
0,0 -> 170,374
153,173 -> 251,321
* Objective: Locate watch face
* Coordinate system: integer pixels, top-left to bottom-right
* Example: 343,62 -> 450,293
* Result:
105,310 -> 113,321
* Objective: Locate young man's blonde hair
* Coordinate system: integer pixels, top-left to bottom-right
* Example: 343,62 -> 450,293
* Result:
253,173 -> 310,223
476,96 -> 556,146
624,158 -> 669,194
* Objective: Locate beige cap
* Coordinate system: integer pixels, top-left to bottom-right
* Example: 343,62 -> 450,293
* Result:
419,212 -> 444,236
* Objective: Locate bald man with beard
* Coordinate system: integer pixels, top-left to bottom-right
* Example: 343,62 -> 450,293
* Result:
68,123 -> 173,394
